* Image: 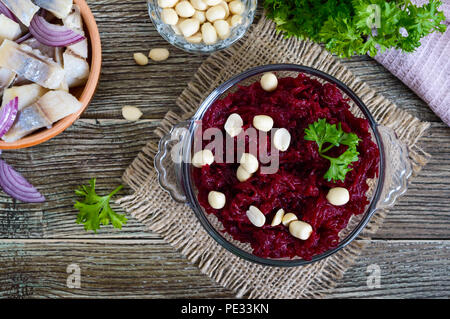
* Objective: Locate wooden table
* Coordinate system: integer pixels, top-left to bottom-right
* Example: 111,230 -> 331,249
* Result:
0,0 -> 449,299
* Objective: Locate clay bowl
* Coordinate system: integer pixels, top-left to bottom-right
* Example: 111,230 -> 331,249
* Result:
0,0 -> 102,150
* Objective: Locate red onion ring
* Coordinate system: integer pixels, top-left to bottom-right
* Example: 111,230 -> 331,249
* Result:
0,97 -> 18,138
15,32 -> 32,44
0,1 -> 18,22
29,14 -> 85,47
0,159 -> 46,203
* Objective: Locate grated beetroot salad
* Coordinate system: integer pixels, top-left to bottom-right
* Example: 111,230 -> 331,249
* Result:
193,73 -> 380,260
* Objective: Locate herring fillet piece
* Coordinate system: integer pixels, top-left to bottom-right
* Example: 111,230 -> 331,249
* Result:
0,39 -> 65,89
0,67 -> 16,95
22,37 -> 57,60
0,13 -> 22,43
2,90 -> 82,142
33,0 -> 73,19
1,83 -> 48,110
63,4 -> 88,58
21,38 -> 69,91
63,50 -> 89,88
0,0 -> 39,26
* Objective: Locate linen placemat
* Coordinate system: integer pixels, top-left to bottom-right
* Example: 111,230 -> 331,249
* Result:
375,0 -> 450,126
117,17 -> 431,298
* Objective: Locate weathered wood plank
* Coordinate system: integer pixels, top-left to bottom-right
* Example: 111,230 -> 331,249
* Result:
0,121 -> 448,239
330,240 -> 450,298
0,239 -> 447,298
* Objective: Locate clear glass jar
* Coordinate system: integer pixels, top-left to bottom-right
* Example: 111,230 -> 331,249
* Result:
147,0 -> 257,54
155,64 -> 412,266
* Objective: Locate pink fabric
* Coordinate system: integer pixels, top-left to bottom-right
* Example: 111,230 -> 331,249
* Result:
375,0 -> 450,126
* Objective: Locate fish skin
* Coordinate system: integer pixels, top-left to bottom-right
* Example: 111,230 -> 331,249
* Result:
33,0 -> 73,19
0,67 -> 16,95
0,0 -> 39,26
2,90 -> 82,142
63,4 -> 88,59
63,50 -> 89,88
0,40 -> 65,89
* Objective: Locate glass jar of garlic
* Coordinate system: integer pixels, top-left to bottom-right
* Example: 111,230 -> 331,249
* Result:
148,0 -> 257,53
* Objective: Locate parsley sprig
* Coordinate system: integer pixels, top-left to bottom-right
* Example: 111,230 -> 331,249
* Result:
264,0 -> 447,58
305,119 -> 360,182
74,178 -> 127,232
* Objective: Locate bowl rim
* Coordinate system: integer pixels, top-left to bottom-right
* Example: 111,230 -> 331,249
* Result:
181,64 -> 386,267
0,0 -> 102,150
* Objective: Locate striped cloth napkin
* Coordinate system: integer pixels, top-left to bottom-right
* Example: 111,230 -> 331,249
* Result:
375,0 -> 450,126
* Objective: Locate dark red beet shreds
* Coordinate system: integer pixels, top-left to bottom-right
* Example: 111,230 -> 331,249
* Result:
193,74 -> 380,260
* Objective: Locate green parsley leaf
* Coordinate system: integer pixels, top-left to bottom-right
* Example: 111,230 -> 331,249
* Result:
304,119 -> 360,182
264,0 -> 447,58
74,178 -> 126,232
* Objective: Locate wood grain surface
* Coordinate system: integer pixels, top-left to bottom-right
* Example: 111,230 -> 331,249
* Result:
0,0 -> 449,299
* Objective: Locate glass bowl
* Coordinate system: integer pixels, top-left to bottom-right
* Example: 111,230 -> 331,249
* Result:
147,0 -> 257,54
155,64 -> 412,267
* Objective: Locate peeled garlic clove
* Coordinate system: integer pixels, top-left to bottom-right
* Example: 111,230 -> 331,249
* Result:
260,72 -> 278,92
281,212 -> 298,227
201,22 -> 218,45
133,52 -> 149,66
161,8 -> 179,25
273,128 -> 291,151
175,1 -> 195,17
205,5 -> 226,22
239,153 -> 259,174
193,10 -> 206,23
236,165 -> 252,182
271,208 -> 285,227
326,187 -> 350,206
229,0 -> 244,15
149,48 -> 170,61
246,205 -> 266,227
213,19 -> 230,40
218,1 -> 230,18
224,113 -> 243,137
192,149 -> 214,168
253,115 -> 274,132
229,14 -> 242,27
208,191 -> 226,209
122,106 -> 143,121
289,221 -> 313,240
178,18 -> 200,37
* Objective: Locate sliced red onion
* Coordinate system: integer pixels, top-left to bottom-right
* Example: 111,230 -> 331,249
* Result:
0,1 -> 18,22
0,97 -> 18,138
29,14 -> 85,47
0,159 -> 45,203
16,32 -> 32,44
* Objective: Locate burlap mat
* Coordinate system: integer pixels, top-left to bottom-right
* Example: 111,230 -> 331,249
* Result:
117,17 -> 431,298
